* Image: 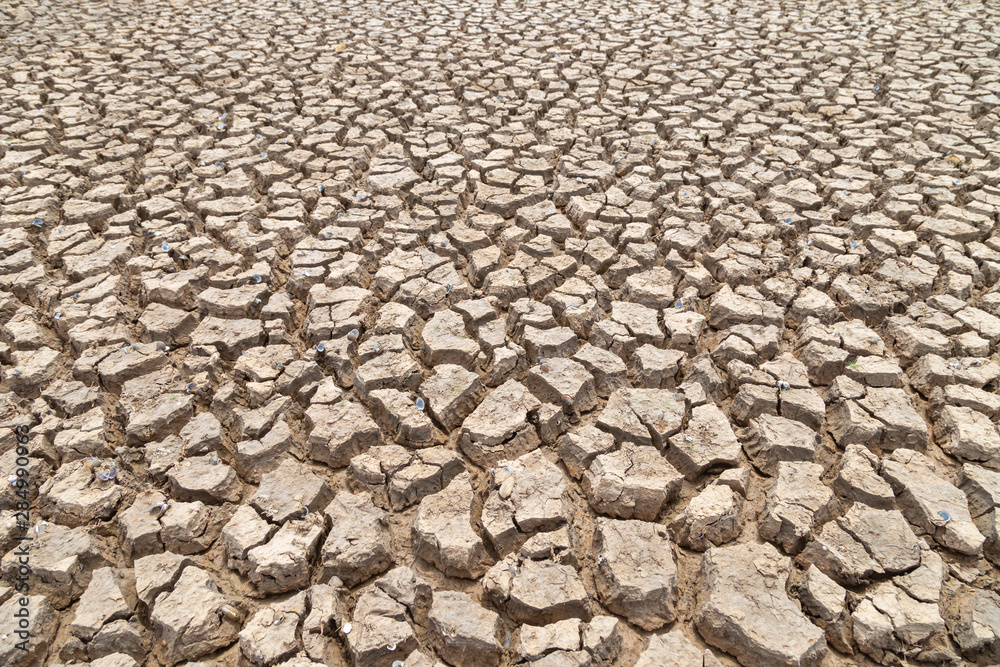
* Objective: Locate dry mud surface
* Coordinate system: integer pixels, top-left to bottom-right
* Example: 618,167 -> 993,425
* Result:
2,0 -> 1000,665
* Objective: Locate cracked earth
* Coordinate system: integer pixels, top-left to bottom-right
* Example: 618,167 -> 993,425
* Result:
2,0 -> 1000,665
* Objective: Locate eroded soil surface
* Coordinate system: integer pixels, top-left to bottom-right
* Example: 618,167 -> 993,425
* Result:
2,0 -> 1000,665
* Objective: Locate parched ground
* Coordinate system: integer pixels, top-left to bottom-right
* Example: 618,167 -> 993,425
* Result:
2,0 -> 1000,665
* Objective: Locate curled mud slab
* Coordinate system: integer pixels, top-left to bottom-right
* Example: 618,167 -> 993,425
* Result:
2,0 -> 1000,666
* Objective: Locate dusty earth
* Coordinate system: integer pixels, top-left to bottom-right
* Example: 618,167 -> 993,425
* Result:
2,0 -> 1000,665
